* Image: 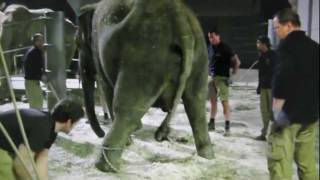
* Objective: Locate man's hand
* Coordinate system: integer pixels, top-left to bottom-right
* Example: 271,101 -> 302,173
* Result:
271,98 -> 290,132
256,87 -> 260,94
272,109 -> 290,132
231,54 -> 241,75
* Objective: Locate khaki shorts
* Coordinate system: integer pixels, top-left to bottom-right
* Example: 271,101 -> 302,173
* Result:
208,76 -> 229,101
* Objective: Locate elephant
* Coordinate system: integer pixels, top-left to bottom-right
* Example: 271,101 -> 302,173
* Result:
0,4 -> 77,102
78,0 -> 215,172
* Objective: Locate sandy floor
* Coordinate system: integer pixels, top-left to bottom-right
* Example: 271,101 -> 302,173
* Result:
0,72 -> 318,180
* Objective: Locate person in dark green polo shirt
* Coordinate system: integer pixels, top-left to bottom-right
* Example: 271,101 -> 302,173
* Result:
0,97 -> 84,180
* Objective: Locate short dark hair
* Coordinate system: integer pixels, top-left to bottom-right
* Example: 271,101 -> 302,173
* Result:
274,8 -> 301,27
51,96 -> 84,124
257,35 -> 271,48
209,26 -> 220,35
31,33 -> 44,44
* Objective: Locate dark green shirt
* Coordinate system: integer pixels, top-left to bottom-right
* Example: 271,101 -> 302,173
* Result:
0,109 -> 57,154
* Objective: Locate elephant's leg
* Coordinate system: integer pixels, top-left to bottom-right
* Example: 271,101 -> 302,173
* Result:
182,76 -> 215,159
155,111 -> 172,141
95,108 -> 146,172
95,71 -> 164,172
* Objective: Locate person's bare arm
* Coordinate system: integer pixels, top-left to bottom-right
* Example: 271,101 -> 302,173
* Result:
231,54 -> 241,74
13,144 -> 34,180
34,149 -> 49,180
273,98 -> 285,111
13,144 -> 49,180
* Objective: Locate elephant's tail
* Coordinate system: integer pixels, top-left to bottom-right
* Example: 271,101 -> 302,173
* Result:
79,10 -> 105,138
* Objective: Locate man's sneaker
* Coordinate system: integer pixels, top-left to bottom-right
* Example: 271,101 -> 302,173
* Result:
255,135 -> 266,141
208,121 -> 215,131
224,129 -> 231,137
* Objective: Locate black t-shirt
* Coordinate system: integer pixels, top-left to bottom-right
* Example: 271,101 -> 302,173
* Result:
0,109 -> 57,154
209,42 -> 235,77
258,50 -> 276,89
273,31 -> 319,124
23,47 -> 44,80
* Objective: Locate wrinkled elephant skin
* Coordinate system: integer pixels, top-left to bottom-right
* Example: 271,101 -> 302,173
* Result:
79,0 -> 214,173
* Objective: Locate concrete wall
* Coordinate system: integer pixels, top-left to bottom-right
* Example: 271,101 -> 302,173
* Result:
297,0 -> 319,42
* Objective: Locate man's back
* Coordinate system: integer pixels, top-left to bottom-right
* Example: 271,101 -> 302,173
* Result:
0,109 -> 56,153
23,47 -> 44,80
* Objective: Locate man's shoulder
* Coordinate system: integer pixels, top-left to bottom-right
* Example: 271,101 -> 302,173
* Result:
219,42 -> 233,53
19,109 -> 50,122
219,42 -> 231,49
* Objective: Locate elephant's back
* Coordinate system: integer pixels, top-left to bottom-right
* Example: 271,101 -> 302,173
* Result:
4,4 -> 32,22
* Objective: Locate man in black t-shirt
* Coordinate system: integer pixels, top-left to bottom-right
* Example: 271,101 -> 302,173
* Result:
23,33 -> 46,110
0,97 -> 84,180
207,28 -> 241,136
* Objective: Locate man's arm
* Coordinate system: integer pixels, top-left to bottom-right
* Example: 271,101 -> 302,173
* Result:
35,149 -> 49,180
231,54 -> 241,74
13,144 -> 34,180
13,144 -> 49,180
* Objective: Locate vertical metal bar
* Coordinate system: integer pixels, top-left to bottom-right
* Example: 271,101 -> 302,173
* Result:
46,12 -> 66,109
307,0 -> 313,36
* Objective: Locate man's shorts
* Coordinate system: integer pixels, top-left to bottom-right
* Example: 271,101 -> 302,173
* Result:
208,76 -> 230,101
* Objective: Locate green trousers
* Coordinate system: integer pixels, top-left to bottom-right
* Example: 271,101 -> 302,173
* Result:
260,89 -> 273,136
0,148 -> 15,180
25,80 -> 43,110
268,122 -> 319,180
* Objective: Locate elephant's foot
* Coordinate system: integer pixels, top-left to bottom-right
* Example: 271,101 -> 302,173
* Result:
155,126 -> 170,142
95,147 -> 122,173
197,143 -> 215,159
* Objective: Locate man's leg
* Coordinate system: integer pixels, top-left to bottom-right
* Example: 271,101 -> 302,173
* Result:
208,78 -> 217,130
221,100 -> 231,135
267,124 -> 297,180
25,80 -> 43,110
257,89 -> 272,140
294,122 -> 319,180
0,149 -> 15,180
215,76 -> 231,136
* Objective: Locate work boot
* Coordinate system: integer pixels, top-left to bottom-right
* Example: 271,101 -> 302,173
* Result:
208,118 -> 215,131
224,129 -> 231,137
255,135 -> 266,141
224,121 -> 231,137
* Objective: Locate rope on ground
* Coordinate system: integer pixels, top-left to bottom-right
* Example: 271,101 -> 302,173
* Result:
101,146 -> 121,173
0,45 -> 40,180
